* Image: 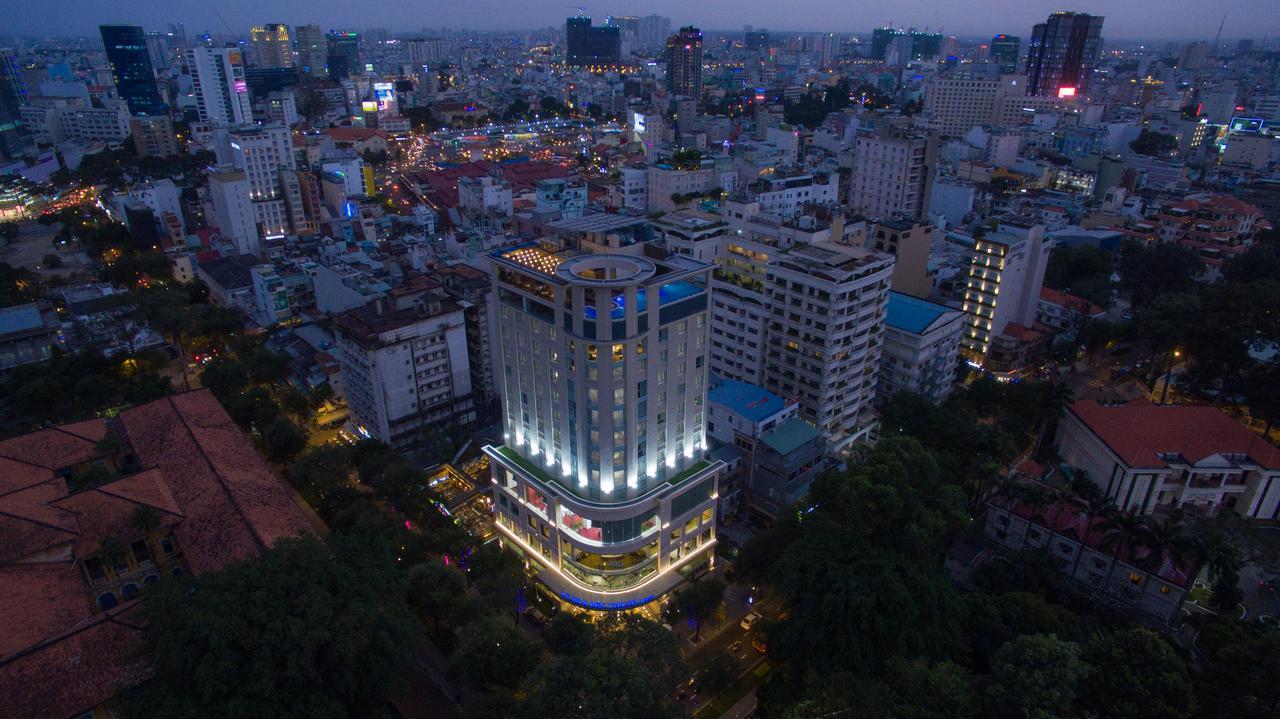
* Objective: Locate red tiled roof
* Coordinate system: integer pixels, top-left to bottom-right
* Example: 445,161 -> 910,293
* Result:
0,604 -> 150,719
1039,286 -> 1104,316
0,563 -> 93,658
118,392 -> 312,574
996,496 -> 1195,586
0,390 -> 311,717
1069,399 -> 1280,469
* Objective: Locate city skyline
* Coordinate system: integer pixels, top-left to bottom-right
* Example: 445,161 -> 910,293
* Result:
6,0 -> 1280,41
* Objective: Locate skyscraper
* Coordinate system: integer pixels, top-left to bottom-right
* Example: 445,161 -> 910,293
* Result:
251,24 -> 293,68
744,28 -> 771,51
1025,12 -> 1104,97
484,238 -> 722,609
991,34 -> 1021,73
665,27 -> 703,100
188,47 -> 253,126
0,48 -> 33,160
294,24 -> 326,78
565,16 -> 621,67
326,30 -> 360,81
100,25 -> 166,115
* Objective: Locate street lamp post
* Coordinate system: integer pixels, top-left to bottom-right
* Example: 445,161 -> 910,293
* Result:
1159,349 -> 1181,405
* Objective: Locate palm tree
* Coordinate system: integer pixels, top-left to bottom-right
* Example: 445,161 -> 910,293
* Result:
1067,491 -> 1115,580
1096,510 -> 1148,594
1185,515 -> 1244,588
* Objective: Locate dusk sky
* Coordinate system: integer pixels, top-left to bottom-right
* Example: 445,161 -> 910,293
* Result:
9,0 -> 1280,41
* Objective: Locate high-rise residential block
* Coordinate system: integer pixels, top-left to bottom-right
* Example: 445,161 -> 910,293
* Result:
334,291 -> 475,448
665,27 -> 703,100
848,121 -> 938,221
566,16 -> 621,68
484,236 -> 722,609
293,24 -> 326,78
879,291 -> 964,405
960,221 -> 1051,363
327,30 -> 360,81
251,24 -> 293,68
188,46 -> 253,126
100,25 -> 166,115
130,115 -> 177,157
763,241 -> 894,451
214,123 -> 296,238
991,34 -> 1020,73
1025,12 -> 1104,98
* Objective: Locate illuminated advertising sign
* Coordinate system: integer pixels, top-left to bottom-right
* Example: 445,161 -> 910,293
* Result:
1058,87 -> 1077,98
361,100 -> 378,113
373,82 -> 396,113
233,80 -> 248,94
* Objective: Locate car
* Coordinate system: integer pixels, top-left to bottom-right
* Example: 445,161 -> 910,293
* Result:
752,637 -> 768,654
729,640 -> 743,654
740,611 -> 763,631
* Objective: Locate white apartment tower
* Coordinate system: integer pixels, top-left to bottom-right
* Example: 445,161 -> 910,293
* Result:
764,242 -> 894,451
333,292 -> 476,448
848,121 -> 938,221
484,236 -> 722,609
214,123 -> 297,238
960,221 -> 1051,362
188,47 -> 254,126
207,169 -> 261,257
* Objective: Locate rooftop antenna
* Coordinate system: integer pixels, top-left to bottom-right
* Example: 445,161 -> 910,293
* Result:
1212,14 -> 1226,57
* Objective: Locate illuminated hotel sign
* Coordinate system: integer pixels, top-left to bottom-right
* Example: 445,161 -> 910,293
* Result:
559,592 -> 656,611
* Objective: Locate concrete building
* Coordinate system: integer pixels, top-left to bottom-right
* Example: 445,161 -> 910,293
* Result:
534,178 -> 588,220
866,219 -> 934,297
207,169 -> 261,257
764,241 -> 894,451
665,26 -> 703,101
879,292 -> 963,405
334,291 -> 475,448
294,24 -> 327,78
250,24 -> 293,68
458,175 -> 513,216
655,208 -> 727,265
1057,399 -> 1280,520
0,301 -> 63,370
188,47 -> 253,126
1025,12 -> 1104,97
484,238 -> 722,609
848,122 -> 938,221
215,124 -> 296,238
960,221 -> 1051,365
130,115 -> 178,157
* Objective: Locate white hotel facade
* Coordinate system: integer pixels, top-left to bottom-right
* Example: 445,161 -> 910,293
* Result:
484,237 -> 722,609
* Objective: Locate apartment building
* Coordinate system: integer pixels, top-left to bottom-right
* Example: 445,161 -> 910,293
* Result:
848,121 -> 938,221
960,221 -> 1051,366
764,241 -> 895,451
334,291 -> 475,448
879,291 -> 964,405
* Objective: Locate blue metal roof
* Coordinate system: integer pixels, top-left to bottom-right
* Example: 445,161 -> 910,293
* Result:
0,304 -> 46,336
708,379 -> 787,423
885,291 -> 954,335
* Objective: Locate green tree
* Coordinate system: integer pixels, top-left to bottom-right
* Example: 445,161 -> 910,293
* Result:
407,559 -> 468,638
882,657 -> 980,719
1198,633 -> 1280,719
519,648 -> 682,719
451,615 -> 538,689
129,535 -> 419,718
468,542 -> 526,623
261,418 -> 308,464
1044,245 -> 1113,309
544,611 -> 596,656
0,220 -> 18,244
1130,129 -> 1180,157
677,576 -> 726,639
985,634 -> 1084,719
1118,240 -> 1202,308
199,356 -> 248,401
1082,628 -> 1194,719
288,445 -> 352,507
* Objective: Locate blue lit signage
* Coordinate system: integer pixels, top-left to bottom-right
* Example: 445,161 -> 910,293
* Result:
559,592 -> 655,611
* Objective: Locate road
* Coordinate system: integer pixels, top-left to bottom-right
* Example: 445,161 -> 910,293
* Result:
676,581 -> 777,716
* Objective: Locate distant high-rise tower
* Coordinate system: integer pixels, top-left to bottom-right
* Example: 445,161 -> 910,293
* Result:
1025,12 -> 1104,97
0,48 -> 33,160
188,47 -> 253,126
251,24 -> 293,68
665,27 -> 703,100
744,28 -> 770,51
326,30 -> 360,81
565,16 -> 621,67
100,25 -> 166,115
293,24 -> 326,78
991,34 -> 1020,73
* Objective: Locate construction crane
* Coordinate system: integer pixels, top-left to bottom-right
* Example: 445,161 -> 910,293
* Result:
1212,14 -> 1226,58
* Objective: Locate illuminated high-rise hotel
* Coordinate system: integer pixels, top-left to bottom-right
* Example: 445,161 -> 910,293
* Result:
484,233 -> 721,609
